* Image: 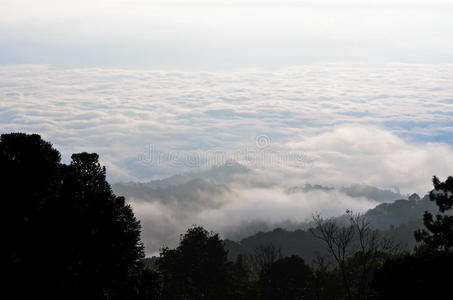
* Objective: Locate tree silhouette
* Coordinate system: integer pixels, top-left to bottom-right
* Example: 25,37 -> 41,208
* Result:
373,176 -> 453,299
250,243 -> 282,276
311,212 -> 398,300
2,133 -> 147,299
56,152 -> 145,298
372,250 -> 453,300
415,176 -> 453,251
157,226 -> 233,300
311,213 -> 355,300
2,133 -> 62,298
260,255 -> 314,300
230,255 -> 259,300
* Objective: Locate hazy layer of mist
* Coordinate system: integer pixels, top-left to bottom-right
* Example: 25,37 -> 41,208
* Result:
114,163 -> 407,255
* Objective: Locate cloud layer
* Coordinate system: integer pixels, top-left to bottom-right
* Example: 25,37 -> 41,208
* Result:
1,63 -> 452,189
2,63 -> 453,253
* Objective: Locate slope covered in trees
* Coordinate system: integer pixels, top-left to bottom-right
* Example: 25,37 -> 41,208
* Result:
224,195 -> 435,262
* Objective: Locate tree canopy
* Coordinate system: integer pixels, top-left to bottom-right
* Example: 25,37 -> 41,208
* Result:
2,133 -> 146,299
373,176 -> 453,299
260,255 -> 314,300
157,226 -> 233,300
415,176 -> 453,251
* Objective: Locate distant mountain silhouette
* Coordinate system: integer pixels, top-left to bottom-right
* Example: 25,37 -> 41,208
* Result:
114,161 -> 250,190
224,222 -> 423,264
114,178 -> 234,209
286,183 -> 404,203
224,195 -> 435,263
361,193 -> 437,229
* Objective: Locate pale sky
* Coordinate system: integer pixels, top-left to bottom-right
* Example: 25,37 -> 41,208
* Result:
1,0 -> 453,68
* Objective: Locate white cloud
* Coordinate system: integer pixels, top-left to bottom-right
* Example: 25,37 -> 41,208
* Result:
126,181 -> 382,254
1,63 -> 452,192
289,126 -> 453,193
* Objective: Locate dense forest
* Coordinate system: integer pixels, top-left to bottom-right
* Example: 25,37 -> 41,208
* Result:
3,132 -> 453,299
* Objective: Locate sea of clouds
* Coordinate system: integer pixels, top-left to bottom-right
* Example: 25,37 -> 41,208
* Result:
1,63 -> 452,186
1,63 -> 453,253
